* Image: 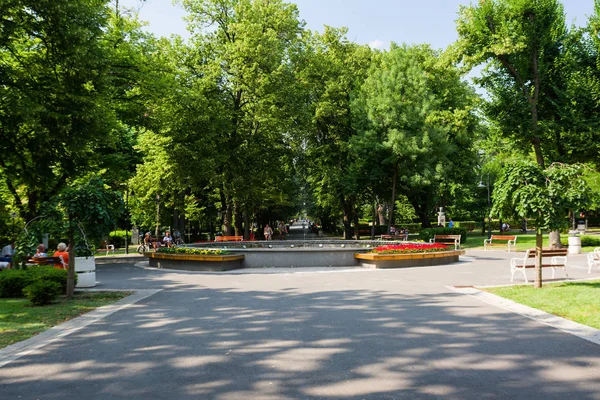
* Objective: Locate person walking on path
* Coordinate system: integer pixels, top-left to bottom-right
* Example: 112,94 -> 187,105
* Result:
264,224 -> 273,241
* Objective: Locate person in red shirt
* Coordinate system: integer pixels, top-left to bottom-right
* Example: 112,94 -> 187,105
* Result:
53,242 -> 69,269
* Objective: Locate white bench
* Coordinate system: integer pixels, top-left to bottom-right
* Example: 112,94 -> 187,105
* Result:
429,235 -> 461,250
484,235 -> 517,252
510,249 -> 568,283
587,247 -> 600,273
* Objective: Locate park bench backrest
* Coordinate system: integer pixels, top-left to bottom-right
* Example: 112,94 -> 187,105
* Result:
215,236 -> 243,242
524,249 -> 568,258
491,235 -> 516,241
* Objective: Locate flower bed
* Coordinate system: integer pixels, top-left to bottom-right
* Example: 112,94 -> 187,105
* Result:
355,243 -> 464,269
371,243 -> 448,254
146,247 -> 242,271
156,247 -> 230,255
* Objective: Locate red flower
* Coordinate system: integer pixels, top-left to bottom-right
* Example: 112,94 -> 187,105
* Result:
372,243 -> 448,254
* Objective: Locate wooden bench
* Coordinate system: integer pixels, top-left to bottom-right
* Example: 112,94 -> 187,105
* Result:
587,247 -> 600,274
510,248 -> 568,283
430,234 -> 461,250
381,234 -> 406,241
215,235 -> 244,242
27,256 -> 67,269
484,235 -> 517,251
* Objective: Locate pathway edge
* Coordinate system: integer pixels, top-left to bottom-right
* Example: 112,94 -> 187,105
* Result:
0,289 -> 162,368
449,285 -> 600,347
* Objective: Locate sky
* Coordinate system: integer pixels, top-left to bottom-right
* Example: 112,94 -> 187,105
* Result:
120,0 -> 596,51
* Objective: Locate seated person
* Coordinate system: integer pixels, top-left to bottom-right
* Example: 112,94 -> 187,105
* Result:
33,244 -> 47,258
53,242 -> 69,269
163,231 -> 173,248
0,242 -> 14,268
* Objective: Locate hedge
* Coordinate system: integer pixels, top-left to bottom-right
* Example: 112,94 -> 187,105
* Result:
0,267 -> 71,299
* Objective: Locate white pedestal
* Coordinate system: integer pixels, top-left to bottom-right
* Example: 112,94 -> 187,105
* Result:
568,235 -> 581,255
75,256 -> 96,288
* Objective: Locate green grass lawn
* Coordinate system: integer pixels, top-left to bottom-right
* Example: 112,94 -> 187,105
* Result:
0,291 -> 131,349
463,232 -> 598,252
485,280 -> 600,329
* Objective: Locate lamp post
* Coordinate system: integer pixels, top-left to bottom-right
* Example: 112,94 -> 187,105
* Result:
10,212 -> 16,240
124,190 -> 134,254
478,173 -> 492,240
155,193 -> 160,238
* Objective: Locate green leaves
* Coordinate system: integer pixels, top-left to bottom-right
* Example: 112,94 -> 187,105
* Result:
492,161 -> 588,232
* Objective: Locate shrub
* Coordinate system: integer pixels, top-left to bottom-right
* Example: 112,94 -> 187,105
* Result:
23,280 -> 61,306
33,267 -> 71,293
419,227 -> 468,244
0,266 -> 70,298
562,235 -> 600,247
0,269 -> 34,297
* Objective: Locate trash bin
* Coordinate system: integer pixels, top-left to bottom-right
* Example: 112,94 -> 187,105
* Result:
568,231 -> 581,255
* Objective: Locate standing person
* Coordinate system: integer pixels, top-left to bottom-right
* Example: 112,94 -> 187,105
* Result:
53,242 -> 69,269
448,219 -> 454,228
264,224 -> 273,241
163,231 -> 173,248
278,221 -> 287,240
144,232 -> 151,250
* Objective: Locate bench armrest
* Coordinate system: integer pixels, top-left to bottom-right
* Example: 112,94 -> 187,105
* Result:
429,238 -> 434,243
551,256 -> 567,266
510,256 -> 527,268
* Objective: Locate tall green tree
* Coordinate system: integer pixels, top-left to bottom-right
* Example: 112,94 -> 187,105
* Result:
0,0 -> 148,222
357,44 -> 479,229
453,0 -> 567,169
492,162 -> 588,288
177,0 -> 305,236
298,27 -> 373,239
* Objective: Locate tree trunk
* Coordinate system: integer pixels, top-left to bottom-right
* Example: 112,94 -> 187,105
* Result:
377,203 -> 387,225
371,202 -> 377,240
535,230 -> 543,288
341,197 -> 353,240
234,200 -> 242,236
549,230 -> 562,249
354,210 -> 360,240
66,218 -> 75,299
223,200 -> 233,235
243,206 -> 251,240
388,162 -> 398,233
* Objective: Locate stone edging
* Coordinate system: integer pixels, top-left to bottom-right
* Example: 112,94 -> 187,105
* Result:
355,249 -> 465,261
0,289 -> 162,368
449,285 -> 600,347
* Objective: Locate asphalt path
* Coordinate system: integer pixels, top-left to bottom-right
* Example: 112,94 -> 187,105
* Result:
1,250 -> 599,399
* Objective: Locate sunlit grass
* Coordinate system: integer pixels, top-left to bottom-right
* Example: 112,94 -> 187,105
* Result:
0,291 -> 131,349
485,280 -> 600,329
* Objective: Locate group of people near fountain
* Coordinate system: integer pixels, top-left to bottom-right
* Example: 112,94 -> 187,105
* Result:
263,221 -> 289,240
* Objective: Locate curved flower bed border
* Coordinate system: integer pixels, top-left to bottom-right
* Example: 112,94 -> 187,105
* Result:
145,251 -> 244,271
355,247 -> 465,269
372,243 -> 448,254
156,247 -> 230,256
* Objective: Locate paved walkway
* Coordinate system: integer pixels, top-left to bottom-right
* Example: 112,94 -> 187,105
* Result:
1,250 -> 599,399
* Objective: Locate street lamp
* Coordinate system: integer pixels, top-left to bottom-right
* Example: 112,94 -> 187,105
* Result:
155,193 -> 161,237
124,190 -> 134,254
478,173 -> 492,240
10,212 -> 16,240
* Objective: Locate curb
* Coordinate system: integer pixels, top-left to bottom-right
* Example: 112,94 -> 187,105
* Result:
449,285 -> 600,347
0,289 -> 162,368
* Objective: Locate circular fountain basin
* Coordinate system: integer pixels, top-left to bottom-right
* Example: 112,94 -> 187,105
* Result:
138,240 -> 461,271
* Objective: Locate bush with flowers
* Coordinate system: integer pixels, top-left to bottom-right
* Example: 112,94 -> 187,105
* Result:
371,243 -> 449,254
157,247 -> 230,256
